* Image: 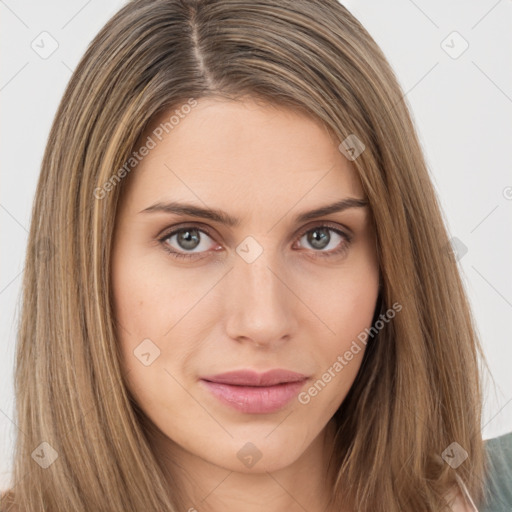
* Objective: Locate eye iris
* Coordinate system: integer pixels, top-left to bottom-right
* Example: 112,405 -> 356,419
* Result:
308,228 -> 330,249
177,229 -> 201,250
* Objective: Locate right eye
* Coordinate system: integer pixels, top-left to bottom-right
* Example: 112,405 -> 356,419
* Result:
158,225 -> 221,260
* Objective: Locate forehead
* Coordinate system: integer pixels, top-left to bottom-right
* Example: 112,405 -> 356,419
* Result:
122,97 -> 364,210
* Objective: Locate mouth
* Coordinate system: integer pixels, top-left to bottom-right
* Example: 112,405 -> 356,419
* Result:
199,369 -> 309,414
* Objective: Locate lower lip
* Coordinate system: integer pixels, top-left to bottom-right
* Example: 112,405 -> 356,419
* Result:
200,379 -> 307,414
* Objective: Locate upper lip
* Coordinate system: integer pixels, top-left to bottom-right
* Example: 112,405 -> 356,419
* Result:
201,369 -> 308,387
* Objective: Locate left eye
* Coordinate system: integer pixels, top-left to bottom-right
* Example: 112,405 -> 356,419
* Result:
295,226 -> 349,254
159,224 -> 351,260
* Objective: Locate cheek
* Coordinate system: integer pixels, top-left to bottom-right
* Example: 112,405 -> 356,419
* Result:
303,248 -> 379,336
324,275 -> 379,343
110,252 -> 193,422
297,273 -> 379,411
110,245 -> 171,374
111,247 -> 197,340
111,246 -> 214,402
111,259 -> 156,343
302,251 -> 379,378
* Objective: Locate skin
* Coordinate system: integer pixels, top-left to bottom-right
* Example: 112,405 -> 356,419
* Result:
110,95 -> 384,511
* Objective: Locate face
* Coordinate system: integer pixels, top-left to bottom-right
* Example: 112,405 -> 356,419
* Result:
111,96 -> 380,475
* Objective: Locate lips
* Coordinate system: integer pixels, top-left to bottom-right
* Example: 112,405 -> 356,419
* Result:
200,369 -> 308,387
199,369 -> 309,414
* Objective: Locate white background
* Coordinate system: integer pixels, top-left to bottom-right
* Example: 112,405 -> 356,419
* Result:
1,0 -> 511,491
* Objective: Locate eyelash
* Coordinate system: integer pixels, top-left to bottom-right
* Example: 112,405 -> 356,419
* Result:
158,223 -> 352,261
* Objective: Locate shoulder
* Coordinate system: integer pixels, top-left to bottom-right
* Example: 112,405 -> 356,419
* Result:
479,430 -> 512,512
444,432 -> 512,512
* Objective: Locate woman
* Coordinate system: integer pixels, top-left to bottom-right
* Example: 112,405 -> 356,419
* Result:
1,0 -> 510,510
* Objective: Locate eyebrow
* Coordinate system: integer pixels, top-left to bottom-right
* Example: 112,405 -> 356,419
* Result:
138,197 -> 369,226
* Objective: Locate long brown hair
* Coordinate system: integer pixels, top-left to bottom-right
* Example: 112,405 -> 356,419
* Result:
2,0 -> 489,510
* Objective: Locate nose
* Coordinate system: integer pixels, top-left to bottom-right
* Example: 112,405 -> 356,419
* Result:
223,249 -> 298,348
